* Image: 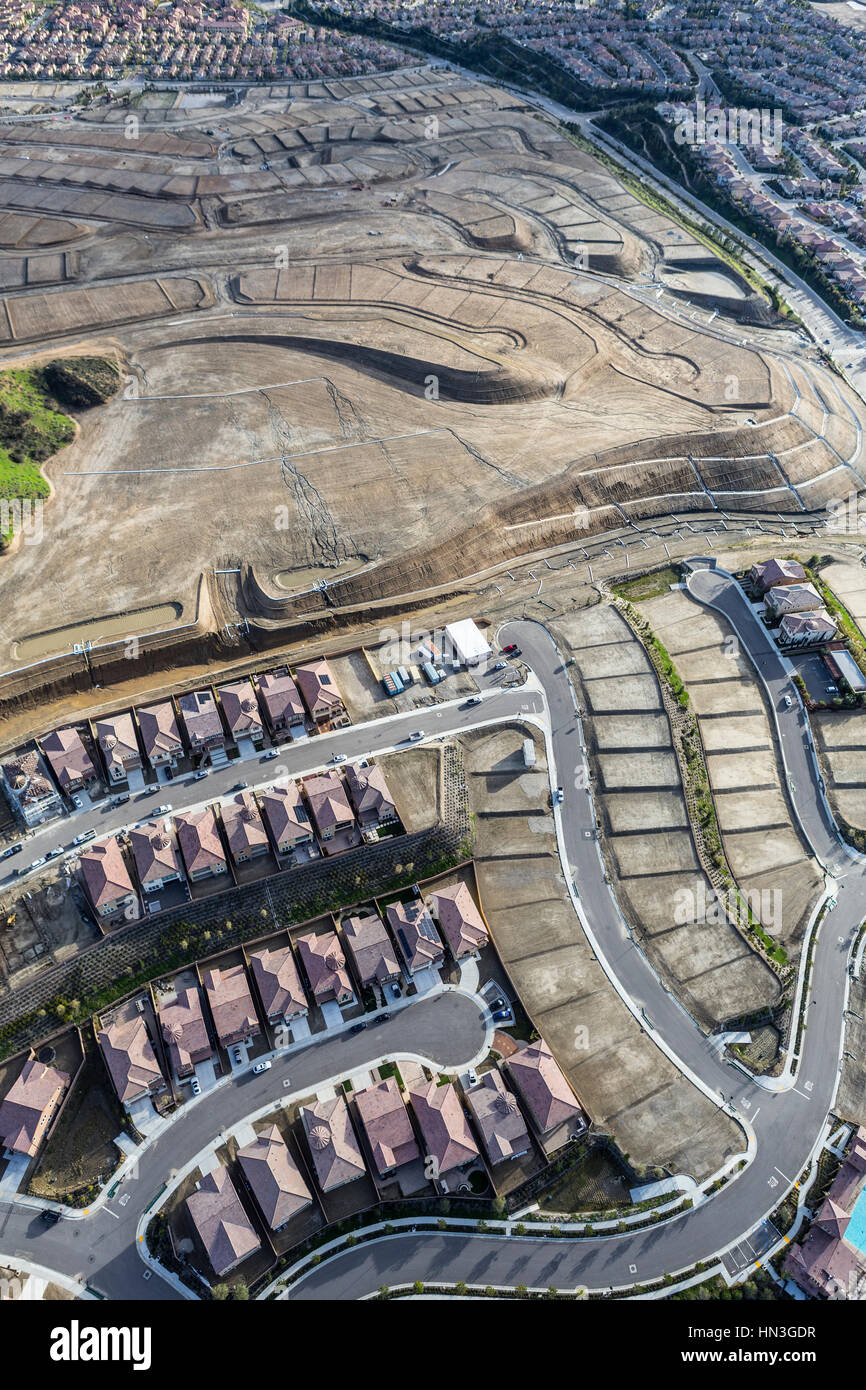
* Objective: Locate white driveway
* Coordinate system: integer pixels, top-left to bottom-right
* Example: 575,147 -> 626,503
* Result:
0,1154 -> 29,1197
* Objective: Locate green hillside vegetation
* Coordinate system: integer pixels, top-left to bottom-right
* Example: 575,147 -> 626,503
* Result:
0,356 -> 119,547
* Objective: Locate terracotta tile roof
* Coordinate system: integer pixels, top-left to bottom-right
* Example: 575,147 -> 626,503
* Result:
79,837 -> 136,912
303,771 -> 353,835
751,557 -> 806,590
136,701 -> 182,760
221,792 -> 268,858
259,784 -> 311,848
342,913 -> 400,985
217,679 -> 263,738
249,944 -> 307,1020
129,820 -> 182,887
177,689 -> 223,743
387,899 -> 444,973
94,711 -> 140,769
238,1124 -> 311,1227
202,963 -> 259,1045
258,670 -> 305,726
160,987 -> 211,1073
300,1094 -> 366,1191
98,1014 -> 163,1103
296,930 -> 353,1001
0,1058 -> 70,1157
186,1167 -> 260,1276
430,881 -> 488,958
345,761 -> 396,823
507,1038 -> 582,1134
295,658 -> 343,717
176,807 -> 226,875
408,1079 -> 479,1175
354,1076 -> 419,1174
465,1070 -> 530,1165
2,747 -> 58,810
42,726 -> 95,788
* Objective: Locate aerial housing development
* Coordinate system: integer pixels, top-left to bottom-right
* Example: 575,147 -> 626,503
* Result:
0,0 -> 865,1351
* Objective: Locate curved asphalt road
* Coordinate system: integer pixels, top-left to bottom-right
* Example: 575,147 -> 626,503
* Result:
288,583 -> 865,1298
0,991 -> 487,1300
1,571 -> 862,1299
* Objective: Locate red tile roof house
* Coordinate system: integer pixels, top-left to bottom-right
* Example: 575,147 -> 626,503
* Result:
342,912 -> 401,987
0,1057 -> 71,1158
465,1070 -> 531,1165
429,882 -> 489,959
42,726 -> 97,793
354,1076 -> 420,1176
129,820 -> 184,895
387,899 -> 445,976
217,679 -> 264,748
1,747 -> 64,827
785,1126 -> 866,1299
408,1079 -> 480,1176
160,987 -> 213,1078
259,784 -> 314,857
94,711 -> 142,784
97,1014 -> 165,1105
201,963 -> 260,1049
186,1166 -> 260,1277
300,1094 -> 366,1191
257,669 -> 306,736
294,657 -> 347,727
345,760 -> 397,827
79,837 -> 139,924
177,689 -> 226,757
136,700 -> 183,770
221,791 -> 269,864
749,557 -> 807,595
296,930 -> 354,1005
176,807 -> 228,881
238,1125 -> 311,1229
507,1039 -> 584,1139
302,771 -> 358,854
248,944 -> 308,1026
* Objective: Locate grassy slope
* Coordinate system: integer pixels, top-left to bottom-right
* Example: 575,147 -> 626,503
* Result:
0,358 -> 119,546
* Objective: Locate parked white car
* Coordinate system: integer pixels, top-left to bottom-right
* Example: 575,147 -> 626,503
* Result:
253,1060 -> 272,1074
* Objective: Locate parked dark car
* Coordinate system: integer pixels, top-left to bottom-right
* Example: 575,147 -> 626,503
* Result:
492,1009 -> 511,1022
40,1209 -> 62,1225
350,1021 -> 368,1034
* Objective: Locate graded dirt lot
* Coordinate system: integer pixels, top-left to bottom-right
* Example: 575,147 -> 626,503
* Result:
637,588 -> 823,951
551,603 -> 779,1025
0,68 -> 863,669
461,724 -> 744,1179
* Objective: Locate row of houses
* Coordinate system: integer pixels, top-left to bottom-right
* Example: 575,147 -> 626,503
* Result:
89,878 -> 489,1108
1,657 -> 347,828
185,1035 -> 584,1279
78,760 -> 397,925
750,557 -> 840,649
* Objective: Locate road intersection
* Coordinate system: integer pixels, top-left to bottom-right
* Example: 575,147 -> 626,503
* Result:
0,565 -> 862,1300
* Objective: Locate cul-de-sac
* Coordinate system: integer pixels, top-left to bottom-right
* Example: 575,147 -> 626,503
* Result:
0,0 -> 866,1317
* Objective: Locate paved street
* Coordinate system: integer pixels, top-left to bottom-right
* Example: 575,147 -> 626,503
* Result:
3,681 -> 541,885
1,571 -> 863,1300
